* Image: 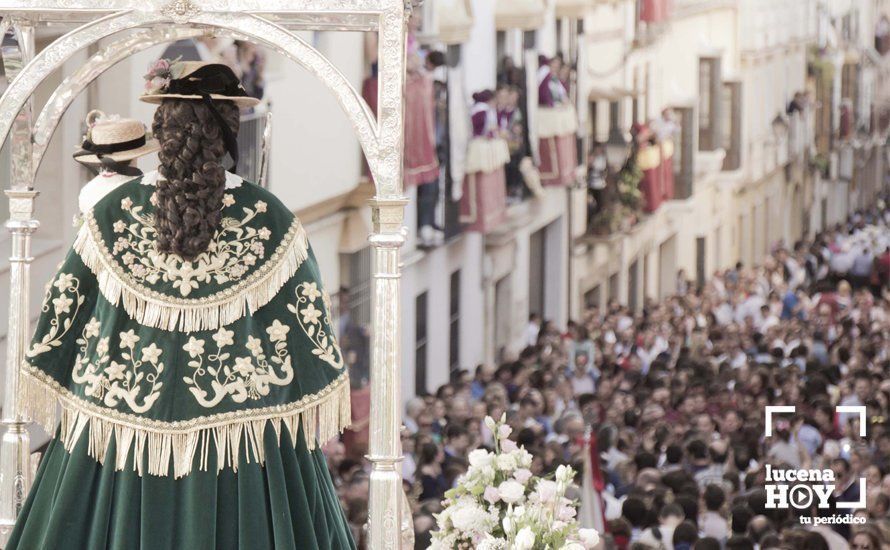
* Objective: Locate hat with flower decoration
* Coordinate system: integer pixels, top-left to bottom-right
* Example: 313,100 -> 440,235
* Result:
140,59 -> 259,107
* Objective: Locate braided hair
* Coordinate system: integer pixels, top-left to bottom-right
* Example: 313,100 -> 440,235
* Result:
152,99 -> 240,260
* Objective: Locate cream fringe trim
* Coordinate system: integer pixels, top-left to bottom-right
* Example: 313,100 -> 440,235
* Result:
21,366 -> 351,479
73,216 -> 309,333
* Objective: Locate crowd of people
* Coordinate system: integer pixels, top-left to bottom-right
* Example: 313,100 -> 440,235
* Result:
330,201 -> 889,550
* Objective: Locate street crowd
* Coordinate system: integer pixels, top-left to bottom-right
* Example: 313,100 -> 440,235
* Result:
329,199 -> 890,549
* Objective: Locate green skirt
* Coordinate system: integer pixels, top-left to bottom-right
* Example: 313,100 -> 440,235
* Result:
7,424 -> 355,550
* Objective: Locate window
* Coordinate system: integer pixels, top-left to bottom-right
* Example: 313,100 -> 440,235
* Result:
528,227 -> 546,318
608,272 -> 619,304
415,291 -> 429,395
608,100 -> 625,143
695,236 -> 706,288
841,61 -> 859,129
584,285 -> 601,309
698,56 -> 723,151
628,260 -> 639,312
814,68 -> 833,154
673,106 -> 695,198
721,81 -> 742,170
494,276 -> 511,360
449,270 -> 460,369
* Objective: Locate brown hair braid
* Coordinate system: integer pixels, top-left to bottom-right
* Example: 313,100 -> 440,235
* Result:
151,99 -> 240,260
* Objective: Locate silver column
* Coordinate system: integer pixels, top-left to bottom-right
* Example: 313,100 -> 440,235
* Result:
0,20 -> 37,546
367,198 -> 407,550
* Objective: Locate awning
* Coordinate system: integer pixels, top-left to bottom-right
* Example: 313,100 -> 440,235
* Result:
555,0 -> 590,19
496,0 -> 546,31
437,0 -> 474,45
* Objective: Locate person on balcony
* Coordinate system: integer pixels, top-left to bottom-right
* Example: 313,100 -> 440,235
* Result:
586,143 -> 609,218
497,85 -> 527,202
537,54 -> 568,108
471,89 -> 498,138
8,60 -> 355,550
405,48 -> 443,247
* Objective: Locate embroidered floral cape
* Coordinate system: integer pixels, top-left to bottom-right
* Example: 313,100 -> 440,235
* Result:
21,176 -> 350,478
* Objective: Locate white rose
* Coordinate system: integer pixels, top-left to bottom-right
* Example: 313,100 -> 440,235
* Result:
501,439 -> 519,452
498,480 -> 525,504
534,480 -> 558,503
478,536 -> 507,550
561,543 -> 585,550
557,503 -> 577,521
450,502 -> 487,533
468,449 -> 493,468
513,468 -> 533,485
578,528 -> 600,549
514,447 -> 533,468
483,486 -> 501,504
514,527 -> 536,550
472,464 -> 495,483
496,453 -> 516,471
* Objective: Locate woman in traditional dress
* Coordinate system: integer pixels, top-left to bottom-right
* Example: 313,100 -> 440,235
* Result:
8,60 -> 354,549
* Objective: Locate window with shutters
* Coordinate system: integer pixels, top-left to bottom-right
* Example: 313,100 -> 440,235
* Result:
449,270 -> 461,370
673,106 -> 695,198
584,285 -> 601,309
722,81 -> 742,170
698,56 -> 723,151
415,291 -> 429,395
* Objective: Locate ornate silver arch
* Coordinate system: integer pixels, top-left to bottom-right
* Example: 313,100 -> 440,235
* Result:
0,12 -> 383,187
32,27 -> 205,177
0,2 -> 409,548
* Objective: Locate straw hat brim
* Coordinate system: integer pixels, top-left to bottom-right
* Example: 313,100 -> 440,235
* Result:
139,93 -> 260,107
74,139 -> 161,165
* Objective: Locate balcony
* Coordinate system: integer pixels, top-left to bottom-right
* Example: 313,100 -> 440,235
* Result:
635,0 -> 671,44
495,0 -> 546,31
538,104 -> 579,187
459,138 -> 510,234
416,0 -> 474,46
556,0 -> 590,19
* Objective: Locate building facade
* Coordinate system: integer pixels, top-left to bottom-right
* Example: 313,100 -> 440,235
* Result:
0,0 -> 887,410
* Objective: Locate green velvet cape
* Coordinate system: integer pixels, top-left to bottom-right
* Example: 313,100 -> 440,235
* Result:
10,175 -> 355,549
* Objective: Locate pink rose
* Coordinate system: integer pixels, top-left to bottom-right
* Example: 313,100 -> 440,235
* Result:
147,76 -> 169,93
513,468 -> 533,484
150,58 -> 170,74
483,486 -> 500,503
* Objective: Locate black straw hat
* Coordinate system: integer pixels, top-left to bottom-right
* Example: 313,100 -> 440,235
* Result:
140,60 -> 260,107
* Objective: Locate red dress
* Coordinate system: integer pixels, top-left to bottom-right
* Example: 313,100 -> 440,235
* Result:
404,72 -> 440,187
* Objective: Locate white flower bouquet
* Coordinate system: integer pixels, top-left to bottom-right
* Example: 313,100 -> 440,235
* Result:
430,415 -> 600,550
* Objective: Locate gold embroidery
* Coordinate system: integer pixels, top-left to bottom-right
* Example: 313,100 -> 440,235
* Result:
71,321 -> 163,414
182,323 -> 294,408
113,197 -> 271,296
74,213 -> 310,332
26,272 -> 86,358
289,282 -> 344,370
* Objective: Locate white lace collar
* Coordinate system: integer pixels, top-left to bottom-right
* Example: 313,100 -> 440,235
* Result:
141,169 -> 243,189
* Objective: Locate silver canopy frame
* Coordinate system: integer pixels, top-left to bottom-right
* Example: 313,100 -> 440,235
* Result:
0,2 -> 409,548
